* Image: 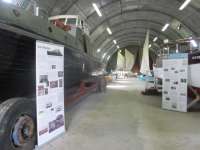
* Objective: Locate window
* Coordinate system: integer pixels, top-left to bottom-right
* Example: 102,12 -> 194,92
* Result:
67,18 -> 77,25
59,18 -> 66,24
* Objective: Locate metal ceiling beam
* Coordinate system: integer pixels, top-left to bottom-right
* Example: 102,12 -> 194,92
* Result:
56,0 -> 199,41
100,37 -> 158,57
106,41 -> 158,59
95,32 -> 163,53
60,0 -> 79,14
100,40 -> 141,56
95,26 -> 175,55
89,9 -> 197,36
63,0 -> 198,18
94,26 -> 177,50
102,38 -> 159,54
102,41 -> 158,63
92,19 -> 183,40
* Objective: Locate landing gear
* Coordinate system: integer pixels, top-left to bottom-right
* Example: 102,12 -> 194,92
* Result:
0,98 -> 36,150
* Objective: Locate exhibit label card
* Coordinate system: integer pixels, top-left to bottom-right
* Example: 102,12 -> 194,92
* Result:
162,53 -> 188,112
36,41 -> 65,146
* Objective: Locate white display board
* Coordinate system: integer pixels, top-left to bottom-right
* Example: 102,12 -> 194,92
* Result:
162,54 -> 188,112
153,67 -> 163,79
36,41 -> 65,146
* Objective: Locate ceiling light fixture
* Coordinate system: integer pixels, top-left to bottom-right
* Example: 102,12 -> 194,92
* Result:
164,47 -> 168,50
107,27 -> 112,35
162,23 -> 170,32
113,40 -> 117,44
149,44 -> 152,48
3,0 -> 12,3
92,3 -> 102,17
153,37 -> 158,42
177,24 -> 182,30
107,56 -> 110,61
102,53 -> 106,59
191,40 -> 198,48
117,45 -> 120,49
164,39 -> 169,44
97,48 -> 101,53
179,0 -> 191,11
35,7 -> 40,16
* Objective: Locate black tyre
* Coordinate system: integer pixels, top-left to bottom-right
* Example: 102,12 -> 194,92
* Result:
0,98 -> 36,150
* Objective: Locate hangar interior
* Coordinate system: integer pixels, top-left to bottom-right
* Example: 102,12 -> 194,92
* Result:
0,0 -> 200,150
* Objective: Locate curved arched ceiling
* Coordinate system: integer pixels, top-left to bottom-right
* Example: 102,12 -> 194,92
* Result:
94,25 -> 179,52
100,38 -> 160,60
35,0 -> 200,62
98,33 -> 163,55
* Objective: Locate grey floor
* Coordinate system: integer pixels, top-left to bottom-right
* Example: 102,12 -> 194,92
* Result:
41,78 -> 200,150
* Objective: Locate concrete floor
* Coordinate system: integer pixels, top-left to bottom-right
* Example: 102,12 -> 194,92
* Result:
41,78 -> 200,150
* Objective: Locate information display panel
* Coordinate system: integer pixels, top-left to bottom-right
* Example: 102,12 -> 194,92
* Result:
36,41 -> 65,146
162,53 -> 188,112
